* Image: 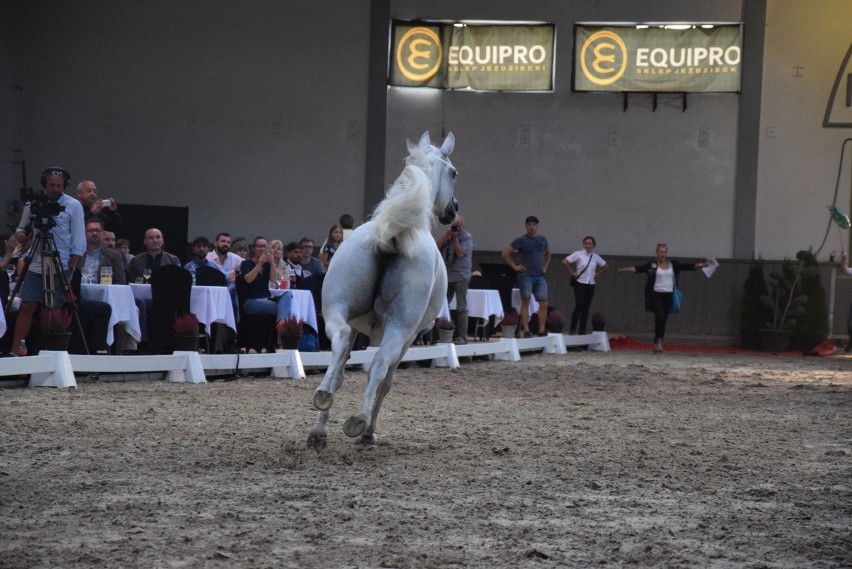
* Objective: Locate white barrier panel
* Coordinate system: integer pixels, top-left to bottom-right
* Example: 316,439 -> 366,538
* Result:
69,352 -> 206,384
2,332 -> 608,387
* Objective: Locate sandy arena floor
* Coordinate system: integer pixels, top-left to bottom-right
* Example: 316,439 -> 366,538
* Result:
1,349 -> 850,568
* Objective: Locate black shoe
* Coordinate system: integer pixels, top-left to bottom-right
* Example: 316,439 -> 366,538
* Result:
522,331 -> 532,338
537,331 -> 548,337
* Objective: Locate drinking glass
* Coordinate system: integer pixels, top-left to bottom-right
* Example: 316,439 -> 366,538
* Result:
143,268 -> 152,283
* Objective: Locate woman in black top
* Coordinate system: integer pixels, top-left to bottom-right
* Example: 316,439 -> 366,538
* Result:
618,243 -> 706,353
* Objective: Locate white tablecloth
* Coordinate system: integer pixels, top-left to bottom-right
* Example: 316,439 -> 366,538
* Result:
131,283 -> 237,332
511,288 -> 540,317
269,289 -> 318,333
449,289 -> 504,322
81,284 -> 141,346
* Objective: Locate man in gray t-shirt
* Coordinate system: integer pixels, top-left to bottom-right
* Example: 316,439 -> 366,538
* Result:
501,215 -> 551,338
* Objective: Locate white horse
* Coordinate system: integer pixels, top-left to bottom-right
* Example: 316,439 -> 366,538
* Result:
308,131 -> 457,447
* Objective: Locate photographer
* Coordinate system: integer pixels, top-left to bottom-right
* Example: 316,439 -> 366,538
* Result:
436,215 -> 473,344
10,167 -> 85,356
76,180 -> 121,234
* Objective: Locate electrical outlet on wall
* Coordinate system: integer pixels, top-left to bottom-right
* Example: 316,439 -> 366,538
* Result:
608,126 -> 619,146
698,127 -> 710,147
518,125 -> 532,147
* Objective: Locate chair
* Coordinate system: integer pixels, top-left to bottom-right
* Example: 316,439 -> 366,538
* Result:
193,265 -> 229,352
235,274 -> 277,353
148,265 -> 192,354
194,265 -> 227,287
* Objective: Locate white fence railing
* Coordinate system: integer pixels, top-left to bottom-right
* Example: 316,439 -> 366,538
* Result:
1,332 -> 609,388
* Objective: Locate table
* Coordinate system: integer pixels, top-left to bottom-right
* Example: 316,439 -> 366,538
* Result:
81,284 -> 141,346
268,289 -> 318,333
131,283 -> 236,332
449,289 -> 504,323
511,288 -> 540,317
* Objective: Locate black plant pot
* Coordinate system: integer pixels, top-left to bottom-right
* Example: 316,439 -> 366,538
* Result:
759,329 -> 792,352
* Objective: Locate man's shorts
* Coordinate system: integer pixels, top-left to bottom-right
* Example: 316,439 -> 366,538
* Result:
517,273 -> 547,302
19,270 -> 69,306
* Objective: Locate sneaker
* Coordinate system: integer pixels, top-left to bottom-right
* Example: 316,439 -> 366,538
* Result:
453,337 -> 467,345
537,331 -> 548,337
522,331 -> 532,339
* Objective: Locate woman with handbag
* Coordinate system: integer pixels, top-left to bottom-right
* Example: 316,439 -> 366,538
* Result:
561,236 -> 607,335
618,243 -> 707,353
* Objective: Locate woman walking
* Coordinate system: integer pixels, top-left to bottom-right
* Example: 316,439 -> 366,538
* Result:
561,236 -> 607,335
618,243 -> 707,353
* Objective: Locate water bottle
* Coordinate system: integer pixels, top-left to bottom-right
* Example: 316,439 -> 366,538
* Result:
190,266 -> 196,285
17,339 -> 27,357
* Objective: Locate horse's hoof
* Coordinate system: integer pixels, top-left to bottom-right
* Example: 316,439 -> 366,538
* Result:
307,430 -> 327,449
343,414 -> 367,438
313,389 -> 334,411
358,433 -> 378,445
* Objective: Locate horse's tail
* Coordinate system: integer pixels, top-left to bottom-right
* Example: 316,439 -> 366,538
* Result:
369,146 -> 433,257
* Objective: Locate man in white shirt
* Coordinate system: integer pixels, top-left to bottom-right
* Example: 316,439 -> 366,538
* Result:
206,232 -> 242,318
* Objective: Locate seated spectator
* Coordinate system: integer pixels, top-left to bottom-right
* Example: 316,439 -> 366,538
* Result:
319,224 -> 343,269
101,230 -> 116,249
71,218 -> 124,354
240,236 -> 292,322
269,239 -> 287,287
115,238 -> 134,266
298,237 -> 326,277
320,213 -> 355,253
127,228 -> 182,283
284,241 -> 304,287
230,238 -> 249,260
184,236 -> 210,271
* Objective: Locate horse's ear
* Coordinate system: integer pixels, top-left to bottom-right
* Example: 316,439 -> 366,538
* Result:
419,131 -> 431,149
440,131 -> 455,155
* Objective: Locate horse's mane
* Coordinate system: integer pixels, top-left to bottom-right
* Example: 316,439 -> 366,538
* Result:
368,142 -> 434,257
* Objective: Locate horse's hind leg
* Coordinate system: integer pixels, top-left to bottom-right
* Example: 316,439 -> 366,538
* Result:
313,318 -> 357,412
343,330 -> 409,440
308,317 -> 357,448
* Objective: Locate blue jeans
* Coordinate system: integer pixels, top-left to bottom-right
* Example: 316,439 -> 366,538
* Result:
243,292 -> 293,321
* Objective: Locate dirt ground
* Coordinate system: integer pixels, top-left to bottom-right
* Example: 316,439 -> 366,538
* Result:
1,349 -> 850,568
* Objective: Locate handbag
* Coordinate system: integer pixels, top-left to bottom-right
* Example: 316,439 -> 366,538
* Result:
671,286 -> 683,313
570,256 -> 593,288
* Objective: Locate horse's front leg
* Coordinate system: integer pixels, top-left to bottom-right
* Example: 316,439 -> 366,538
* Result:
343,328 -> 411,442
308,317 -> 357,448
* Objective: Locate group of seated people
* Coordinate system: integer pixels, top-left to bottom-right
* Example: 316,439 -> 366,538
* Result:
1,212 -> 355,356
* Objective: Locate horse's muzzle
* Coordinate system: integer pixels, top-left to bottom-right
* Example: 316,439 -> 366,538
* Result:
438,198 -> 458,225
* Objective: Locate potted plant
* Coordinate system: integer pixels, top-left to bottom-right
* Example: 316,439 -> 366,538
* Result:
173,313 -> 200,351
435,317 -> 455,343
499,308 -> 518,339
276,315 -> 304,349
546,308 -> 566,334
791,249 -> 828,351
758,258 -> 809,352
40,307 -> 72,351
591,311 -> 606,332
740,258 -> 771,349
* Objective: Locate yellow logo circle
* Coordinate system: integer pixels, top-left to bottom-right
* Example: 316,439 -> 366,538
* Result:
396,27 -> 443,83
579,30 -> 628,86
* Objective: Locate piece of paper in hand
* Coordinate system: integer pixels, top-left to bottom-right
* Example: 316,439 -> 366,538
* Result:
702,257 -> 719,278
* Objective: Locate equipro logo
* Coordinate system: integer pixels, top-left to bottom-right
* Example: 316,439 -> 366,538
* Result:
396,27 -> 443,83
579,30 -> 628,86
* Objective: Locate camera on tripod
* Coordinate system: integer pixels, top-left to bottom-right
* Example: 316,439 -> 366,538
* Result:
26,187 -> 65,227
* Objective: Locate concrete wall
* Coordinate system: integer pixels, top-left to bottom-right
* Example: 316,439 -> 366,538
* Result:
755,0 -> 852,260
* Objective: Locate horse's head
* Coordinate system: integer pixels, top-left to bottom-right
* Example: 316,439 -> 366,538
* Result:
420,131 -> 458,225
